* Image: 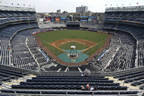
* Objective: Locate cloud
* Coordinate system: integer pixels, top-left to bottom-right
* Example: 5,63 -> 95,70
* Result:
35,0 -> 144,12
35,0 -> 105,12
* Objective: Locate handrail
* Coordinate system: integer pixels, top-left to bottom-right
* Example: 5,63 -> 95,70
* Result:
0,89 -> 141,96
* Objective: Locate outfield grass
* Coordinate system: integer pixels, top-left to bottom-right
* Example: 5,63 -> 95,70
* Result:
36,30 -> 109,56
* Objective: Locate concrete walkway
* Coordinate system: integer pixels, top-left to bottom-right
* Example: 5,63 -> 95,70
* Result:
0,74 -> 36,90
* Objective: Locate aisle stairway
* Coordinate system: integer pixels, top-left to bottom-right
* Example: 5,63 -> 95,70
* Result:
0,74 -> 36,90
106,76 -> 140,90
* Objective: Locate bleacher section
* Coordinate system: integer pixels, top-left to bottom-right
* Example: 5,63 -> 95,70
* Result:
114,67 -> 144,90
11,29 -> 39,70
104,6 -> 144,70
0,65 -> 29,86
104,6 -> 144,40
0,74 -> 139,95
103,31 -> 136,72
0,9 -> 39,70
0,11 -> 36,18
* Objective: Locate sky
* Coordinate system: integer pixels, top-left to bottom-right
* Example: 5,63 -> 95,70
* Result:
34,0 -> 144,13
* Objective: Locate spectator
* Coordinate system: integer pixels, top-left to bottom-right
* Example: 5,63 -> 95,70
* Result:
90,86 -> 94,91
86,83 -> 90,90
81,72 -> 84,76
81,85 -> 85,90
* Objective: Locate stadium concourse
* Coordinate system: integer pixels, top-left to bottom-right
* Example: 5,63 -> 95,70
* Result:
1,4 -> 144,96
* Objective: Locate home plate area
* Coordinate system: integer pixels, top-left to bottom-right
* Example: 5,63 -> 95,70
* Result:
58,49 -> 89,63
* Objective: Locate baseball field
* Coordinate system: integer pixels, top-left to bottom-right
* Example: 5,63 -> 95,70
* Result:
36,30 -> 109,55
35,29 -> 110,64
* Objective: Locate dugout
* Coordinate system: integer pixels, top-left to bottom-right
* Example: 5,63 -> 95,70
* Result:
66,21 -> 80,29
